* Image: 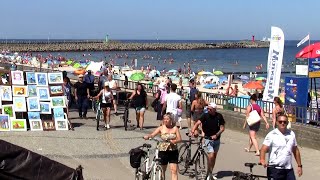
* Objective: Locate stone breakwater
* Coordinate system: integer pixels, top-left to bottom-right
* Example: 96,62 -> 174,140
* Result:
0,40 -> 269,52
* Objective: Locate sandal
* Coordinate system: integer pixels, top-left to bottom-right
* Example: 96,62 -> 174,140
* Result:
244,148 -> 250,152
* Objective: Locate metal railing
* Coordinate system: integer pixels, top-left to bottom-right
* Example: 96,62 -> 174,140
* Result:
115,79 -> 320,126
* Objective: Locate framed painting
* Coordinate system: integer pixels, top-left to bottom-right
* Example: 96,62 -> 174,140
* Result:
28,112 -> 40,120
1,86 -> 12,101
29,119 -> 43,131
48,72 -> 63,84
40,102 -> 51,114
35,72 -> 48,86
55,119 -> 68,131
27,97 -> 40,111
51,96 -> 66,108
26,72 -> 36,85
0,114 -> 10,131
53,107 -> 65,120
13,97 -> 27,112
42,120 -> 56,131
2,104 -> 15,120
27,85 -> 37,97
37,87 -> 50,101
49,85 -> 63,96
11,119 -> 27,131
11,71 -> 25,85
12,85 -> 28,97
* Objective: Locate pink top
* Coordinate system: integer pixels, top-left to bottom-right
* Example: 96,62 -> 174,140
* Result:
250,103 -> 262,115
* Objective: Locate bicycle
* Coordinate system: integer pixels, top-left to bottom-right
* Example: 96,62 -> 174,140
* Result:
232,163 -> 283,180
134,138 -> 165,180
178,133 -> 209,180
122,99 -> 132,131
91,98 -> 104,131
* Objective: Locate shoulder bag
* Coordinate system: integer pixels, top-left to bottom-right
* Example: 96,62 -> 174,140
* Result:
246,104 -> 261,126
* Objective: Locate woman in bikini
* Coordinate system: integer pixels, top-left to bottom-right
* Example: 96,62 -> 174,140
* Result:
191,91 -> 208,122
272,97 -> 285,129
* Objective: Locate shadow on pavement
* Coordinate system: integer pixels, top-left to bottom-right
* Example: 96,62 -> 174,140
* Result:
216,170 -> 234,179
72,123 -> 85,128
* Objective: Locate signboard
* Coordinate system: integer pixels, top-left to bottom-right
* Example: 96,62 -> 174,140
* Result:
309,58 -> 320,78
295,58 -> 308,76
285,77 -> 309,107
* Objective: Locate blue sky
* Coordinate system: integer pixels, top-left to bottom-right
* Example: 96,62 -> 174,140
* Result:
0,0 -> 318,40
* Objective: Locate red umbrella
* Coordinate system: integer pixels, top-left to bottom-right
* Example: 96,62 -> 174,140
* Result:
295,42 -> 320,58
243,81 -> 264,89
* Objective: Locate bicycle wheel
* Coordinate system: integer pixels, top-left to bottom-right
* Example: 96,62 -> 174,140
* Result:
178,143 -> 190,175
150,164 -> 165,180
135,156 -> 147,180
194,150 -> 209,180
124,109 -> 129,131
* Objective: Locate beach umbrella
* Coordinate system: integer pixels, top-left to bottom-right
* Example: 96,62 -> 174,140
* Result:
255,77 -> 266,81
296,42 -> 320,58
243,81 -> 264,89
239,75 -> 249,80
66,59 -> 73,65
168,69 -> 178,73
130,72 -> 145,81
73,63 -> 81,68
228,95 -> 264,108
198,71 -> 213,76
213,70 -> 223,75
218,76 -> 228,82
203,84 -> 217,89
205,76 -> 219,82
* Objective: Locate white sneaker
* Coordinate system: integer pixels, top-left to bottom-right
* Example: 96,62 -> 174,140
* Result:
206,174 -> 217,180
106,124 -> 110,129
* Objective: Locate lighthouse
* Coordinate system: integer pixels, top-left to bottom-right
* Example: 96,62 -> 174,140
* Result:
252,35 -> 255,42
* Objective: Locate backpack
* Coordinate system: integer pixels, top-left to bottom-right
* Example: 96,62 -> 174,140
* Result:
129,148 -> 146,168
151,90 -> 161,112
189,87 -> 198,104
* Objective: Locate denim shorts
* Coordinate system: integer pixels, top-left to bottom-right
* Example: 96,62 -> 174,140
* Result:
204,139 -> 220,153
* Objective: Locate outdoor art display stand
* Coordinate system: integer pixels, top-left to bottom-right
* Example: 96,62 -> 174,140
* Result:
0,70 -> 69,132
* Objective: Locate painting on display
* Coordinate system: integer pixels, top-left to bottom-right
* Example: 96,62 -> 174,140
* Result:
11,119 -> 27,131
55,119 -> 68,130
27,85 -> 37,97
11,71 -> 25,85
37,87 -> 50,101
1,86 -> 12,101
27,97 -> 40,111
2,104 -> 15,120
48,72 -> 63,84
12,85 -> 28,97
0,114 -> 10,131
29,119 -> 43,131
49,85 -> 63,96
51,96 -> 66,108
40,102 -> 51,114
53,107 -> 65,120
28,112 -> 40,120
35,73 -> 48,86
13,97 -> 27,112
42,120 -> 56,131
26,72 -> 36,84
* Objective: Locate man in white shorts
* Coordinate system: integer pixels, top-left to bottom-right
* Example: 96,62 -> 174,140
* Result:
162,83 -> 182,124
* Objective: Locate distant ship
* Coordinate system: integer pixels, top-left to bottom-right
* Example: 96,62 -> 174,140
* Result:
261,37 -> 271,42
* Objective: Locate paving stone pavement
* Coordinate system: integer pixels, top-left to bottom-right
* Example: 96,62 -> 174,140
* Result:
1,105 -> 319,180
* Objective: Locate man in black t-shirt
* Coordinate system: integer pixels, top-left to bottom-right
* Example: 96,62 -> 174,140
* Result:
74,75 -> 90,119
191,102 -> 225,178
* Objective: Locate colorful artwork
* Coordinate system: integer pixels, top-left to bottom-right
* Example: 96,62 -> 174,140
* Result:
51,96 -> 66,108
2,105 -> 15,119
49,85 -> 63,95
26,72 -> 36,84
11,71 -> 25,85
11,119 -> 27,131
35,73 -> 48,86
55,119 -> 68,130
42,120 -> 55,131
28,112 -> 40,119
37,87 -> 50,101
27,85 -> 37,97
48,72 -> 63,84
29,119 -> 43,131
0,114 -> 10,131
27,97 -> 40,111
13,97 -> 27,112
53,107 -> 65,120
12,85 -> 28,97
40,102 -> 51,114
1,86 -> 12,101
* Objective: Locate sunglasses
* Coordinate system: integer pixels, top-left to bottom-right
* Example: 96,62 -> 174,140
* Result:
277,120 -> 288,124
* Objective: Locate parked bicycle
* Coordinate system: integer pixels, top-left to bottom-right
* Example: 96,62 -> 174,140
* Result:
122,99 -> 132,131
130,138 -> 165,180
178,133 -> 209,180
232,163 -> 283,180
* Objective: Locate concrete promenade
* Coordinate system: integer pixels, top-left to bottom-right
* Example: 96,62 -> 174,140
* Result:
0,106 -> 319,180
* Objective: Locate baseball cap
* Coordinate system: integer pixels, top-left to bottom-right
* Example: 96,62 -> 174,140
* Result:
208,102 -> 217,109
